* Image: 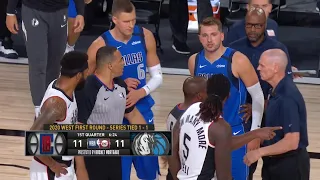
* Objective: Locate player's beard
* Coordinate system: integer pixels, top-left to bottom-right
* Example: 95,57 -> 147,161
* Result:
75,77 -> 86,91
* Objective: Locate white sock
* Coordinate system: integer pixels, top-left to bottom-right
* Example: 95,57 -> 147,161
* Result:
35,106 -> 40,118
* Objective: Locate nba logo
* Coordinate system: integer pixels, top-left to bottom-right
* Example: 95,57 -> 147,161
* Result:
40,134 -> 54,154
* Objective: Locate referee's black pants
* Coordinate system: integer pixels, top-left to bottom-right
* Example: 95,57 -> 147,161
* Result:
261,148 -> 310,180
84,156 -> 122,180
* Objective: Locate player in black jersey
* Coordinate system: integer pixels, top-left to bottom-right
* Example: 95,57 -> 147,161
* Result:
6,0 -> 85,119
168,74 -> 282,180
164,76 -> 207,180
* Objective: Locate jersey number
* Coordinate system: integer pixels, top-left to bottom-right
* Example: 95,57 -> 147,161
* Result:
183,133 -> 191,160
137,64 -> 145,80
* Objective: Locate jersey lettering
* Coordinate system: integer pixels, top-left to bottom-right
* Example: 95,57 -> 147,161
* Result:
123,52 -> 143,66
197,73 -> 214,79
180,114 -> 201,127
197,127 -> 207,149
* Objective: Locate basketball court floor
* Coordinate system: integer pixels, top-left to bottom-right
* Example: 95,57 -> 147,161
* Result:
0,63 -> 320,180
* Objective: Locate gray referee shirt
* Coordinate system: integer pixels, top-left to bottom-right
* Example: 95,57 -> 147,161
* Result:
76,75 -> 134,124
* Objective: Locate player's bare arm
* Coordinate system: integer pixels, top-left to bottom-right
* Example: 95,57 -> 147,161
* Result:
30,97 -> 67,131
188,53 -> 198,76
30,97 -> 68,177
124,107 -> 147,124
87,37 -> 106,75
126,28 -> 163,107
75,156 -> 89,180
168,119 -> 181,180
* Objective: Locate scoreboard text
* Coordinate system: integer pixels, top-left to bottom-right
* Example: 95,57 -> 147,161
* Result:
26,128 -> 171,157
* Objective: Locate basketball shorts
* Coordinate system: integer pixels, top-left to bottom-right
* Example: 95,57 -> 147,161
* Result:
30,158 -> 77,180
122,110 -> 160,180
68,0 -> 77,18
231,124 -> 248,180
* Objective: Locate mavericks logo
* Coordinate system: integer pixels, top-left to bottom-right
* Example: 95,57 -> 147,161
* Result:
132,132 -> 170,156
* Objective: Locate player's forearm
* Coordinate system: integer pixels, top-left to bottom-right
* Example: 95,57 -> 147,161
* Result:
247,82 -> 264,131
259,138 -> 297,157
125,108 -> 146,124
75,156 -> 86,170
142,64 -> 163,95
36,156 -> 56,167
231,131 -> 257,150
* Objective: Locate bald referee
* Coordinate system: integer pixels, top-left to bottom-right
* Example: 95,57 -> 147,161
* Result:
165,76 -> 207,180
76,46 -> 146,180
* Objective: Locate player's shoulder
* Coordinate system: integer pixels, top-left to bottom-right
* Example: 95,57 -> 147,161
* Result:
141,27 -> 153,37
189,52 -> 200,62
232,50 -> 249,64
182,102 -> 201,116
90,36 -> 106,48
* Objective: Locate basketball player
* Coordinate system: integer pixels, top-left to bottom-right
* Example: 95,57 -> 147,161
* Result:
86,0 -> 163,179
164,76 -> 207,180
188,17 -> 265,180
65,0 -> 92,53
168,74 -> 281,180
29,51 -> 89,180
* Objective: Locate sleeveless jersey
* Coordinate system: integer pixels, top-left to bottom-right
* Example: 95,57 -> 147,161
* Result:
166,103 -> 185,131
40,80 -> 78,161
194,48 -> 247,127
101,26 -> 155,113
177,102 -> 215,180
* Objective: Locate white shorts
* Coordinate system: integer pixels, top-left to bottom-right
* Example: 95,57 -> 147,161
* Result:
30,158 -> 77,180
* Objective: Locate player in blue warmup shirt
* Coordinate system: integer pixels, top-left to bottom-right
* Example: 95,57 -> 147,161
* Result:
65,0 -> 91,53
86,0 -> 163,179
188,17 -> 265,180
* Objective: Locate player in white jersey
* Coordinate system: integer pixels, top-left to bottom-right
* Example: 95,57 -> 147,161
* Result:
29,51 -> 89,180
165,76 -> 207,180
168,74 -> 282,180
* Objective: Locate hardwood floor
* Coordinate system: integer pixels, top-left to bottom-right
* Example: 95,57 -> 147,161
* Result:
0,64 -> 319,180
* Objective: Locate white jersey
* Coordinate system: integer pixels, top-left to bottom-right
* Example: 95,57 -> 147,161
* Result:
166,104 -> 185,131
177,102 -> 216,180
39,80 -> 78,161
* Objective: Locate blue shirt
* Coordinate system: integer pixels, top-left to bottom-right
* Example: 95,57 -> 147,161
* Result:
101,26 -> 155,113
224,18 -> 278,46
229,36 -> 292,99
194,48 -> 247,127
263,76 -> 308,149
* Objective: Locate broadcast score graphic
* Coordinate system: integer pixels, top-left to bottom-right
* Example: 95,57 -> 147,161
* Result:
25,124 -> 172,156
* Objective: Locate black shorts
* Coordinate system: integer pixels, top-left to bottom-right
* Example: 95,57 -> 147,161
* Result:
262,148 -> 310,180
84,156 -> 122,180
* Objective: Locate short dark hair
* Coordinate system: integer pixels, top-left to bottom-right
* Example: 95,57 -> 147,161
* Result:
183,76 -> 207,100
197,74 -> 230,122
111,0 -> 135,16
96,46 -> 118,68
248,0 -> 272,4
199,17 -> 223,34
60,51 -> 88,78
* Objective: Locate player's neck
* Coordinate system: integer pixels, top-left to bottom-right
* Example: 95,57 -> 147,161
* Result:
204,46 -> 226,63
95,70 -> 114,89
55,77 -> 75,99
110,28 -> 132,44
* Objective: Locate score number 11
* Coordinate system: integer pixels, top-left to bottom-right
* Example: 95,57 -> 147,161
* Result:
115,140 -> 124,147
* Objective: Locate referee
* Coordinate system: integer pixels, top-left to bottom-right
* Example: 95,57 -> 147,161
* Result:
76,46 -> 146,180
6,0 -> 85,118
244,49 -> 310,180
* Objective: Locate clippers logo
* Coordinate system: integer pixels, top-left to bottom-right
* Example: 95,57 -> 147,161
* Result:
88,138 -> 110,149
40,134 -> 54,154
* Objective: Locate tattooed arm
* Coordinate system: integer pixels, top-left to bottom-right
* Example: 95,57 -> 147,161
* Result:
30,97 -> 68,177
30,97 -> 66,130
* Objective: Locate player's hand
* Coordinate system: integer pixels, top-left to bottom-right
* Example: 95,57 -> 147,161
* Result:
84,0 -> 92,4
6,15 -> 19,34
254,126 -> 282,141
247,138 -> 260,152
74,15 -> 85,33
126,89 -> 145,108
49,161 -> 68,177
243,149 -> 261,166
124,78 -> 140,91
76,168 -> 89,180
292,66 -> 302,79
239,103 -> 252,123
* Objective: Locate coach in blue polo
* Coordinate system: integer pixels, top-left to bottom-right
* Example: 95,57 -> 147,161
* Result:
244,49 -> 310,180
228,7 -> 295,180
224,0 -> 278,46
